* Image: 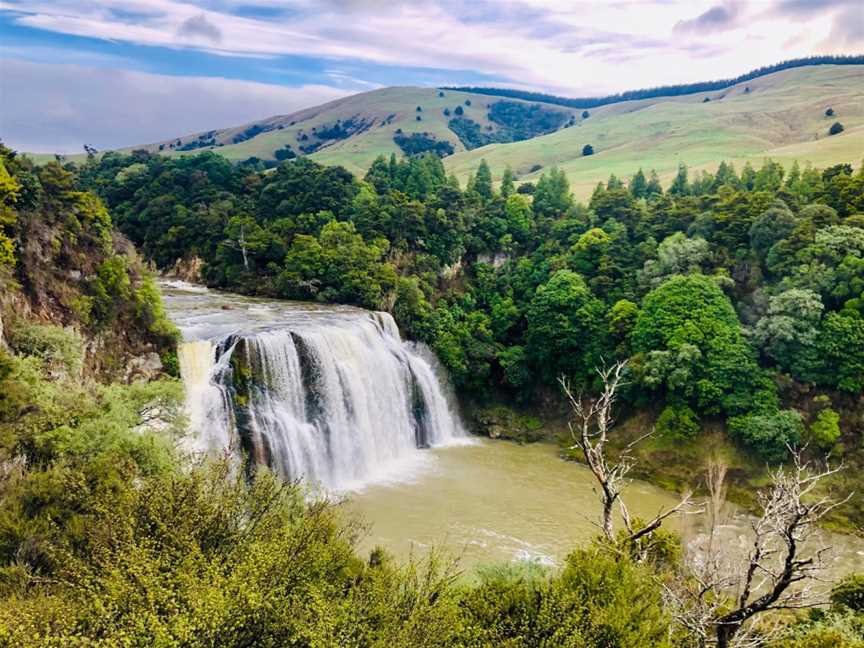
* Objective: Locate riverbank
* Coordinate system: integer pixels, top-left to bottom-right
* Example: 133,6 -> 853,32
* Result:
465,401 -> 863,536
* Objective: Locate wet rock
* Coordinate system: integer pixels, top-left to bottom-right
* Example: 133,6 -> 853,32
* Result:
472,405 -> 546,443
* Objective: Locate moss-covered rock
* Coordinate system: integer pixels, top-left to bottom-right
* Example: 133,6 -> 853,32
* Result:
469,404 -> 546,443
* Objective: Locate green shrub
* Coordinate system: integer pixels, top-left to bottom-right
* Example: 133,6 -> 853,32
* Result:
728,409 -> 804,463
828,122 -> 844,135
831,574 -> 864,612
6,322 -> 84,376
656,403 -> 700,440
809,407 -> 841,450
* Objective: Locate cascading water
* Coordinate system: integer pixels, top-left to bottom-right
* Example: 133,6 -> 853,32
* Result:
164,281 -> 467,491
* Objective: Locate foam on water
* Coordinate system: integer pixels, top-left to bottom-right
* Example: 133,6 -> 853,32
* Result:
167,283 -> 468,492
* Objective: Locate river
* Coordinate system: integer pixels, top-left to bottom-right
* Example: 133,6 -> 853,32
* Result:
162,280 -> 864,576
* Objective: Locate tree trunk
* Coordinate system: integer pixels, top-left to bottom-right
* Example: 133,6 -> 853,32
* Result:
716,622 -> 740,648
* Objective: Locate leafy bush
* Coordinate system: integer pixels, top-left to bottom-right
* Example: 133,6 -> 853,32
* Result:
273,145 -> 296,161
656,403 -> 700,440
728,409 -> 804,463
458,547 -> 675,647
6,322 -> 84,376
831,573 -> 864,612
809,407 -> 841,450
829,122 -> 844,135
583,144 -> 594,156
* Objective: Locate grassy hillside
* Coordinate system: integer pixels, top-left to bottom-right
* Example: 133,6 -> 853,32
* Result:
120,87 -> 574,175
37,65 -> 863,198
444,65 -> 864,197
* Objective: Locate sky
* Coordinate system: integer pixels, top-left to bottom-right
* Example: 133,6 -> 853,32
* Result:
0,0 -> 862,153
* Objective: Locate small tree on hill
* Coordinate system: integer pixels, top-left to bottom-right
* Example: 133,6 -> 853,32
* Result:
582,110 -> 590,119
416,105 -> 422,112
454,105 -> 464,116
825,107 -> 834,117
582,144 -> 594,156
829,121 -> 844,135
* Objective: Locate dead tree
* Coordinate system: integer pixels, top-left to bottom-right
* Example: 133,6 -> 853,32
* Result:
664,451 -> 850,647
560,360 -> 693,549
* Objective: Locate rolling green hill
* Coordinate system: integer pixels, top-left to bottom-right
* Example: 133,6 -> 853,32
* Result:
118,87 -> 576,174
40,64 -> 864,199
443,65 -> 864,197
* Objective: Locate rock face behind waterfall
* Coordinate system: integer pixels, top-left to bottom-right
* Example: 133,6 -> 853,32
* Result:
178,305 -> 466,490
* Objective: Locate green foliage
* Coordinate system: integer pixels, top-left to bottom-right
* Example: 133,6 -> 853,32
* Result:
656,403 -> 700,441
831,574 -> 864,612
0,158 -> 20,268
829,121 -> 844,135
6,322 -> 84,376
809,407 -> 841,450
752,289 -> 823,376
279,220 -> 397,309
459,547 -> 674,647
632,274 -> 773,417
527,270 -> 605,385
728,409 -> 804,463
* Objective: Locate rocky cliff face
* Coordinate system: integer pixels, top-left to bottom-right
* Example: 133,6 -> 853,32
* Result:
0,147 -> 178,383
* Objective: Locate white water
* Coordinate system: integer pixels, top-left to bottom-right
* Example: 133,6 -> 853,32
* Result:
164,281 -> 468,491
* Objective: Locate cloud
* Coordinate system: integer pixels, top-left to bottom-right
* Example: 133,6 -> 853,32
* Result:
0,59 -> 349,153
0,0 -> 856,99
774,0 -> 858,15
822,5 -> 864,49
674,2 -> 741,34
177,13 -> 223,43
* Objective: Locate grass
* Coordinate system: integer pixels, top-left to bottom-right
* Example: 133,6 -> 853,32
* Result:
443,65 -> 864,198
32,65 -> 863,198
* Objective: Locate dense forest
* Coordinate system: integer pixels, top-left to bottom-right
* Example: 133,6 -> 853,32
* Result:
1,143 -> 863,645
448,55 -> 864,109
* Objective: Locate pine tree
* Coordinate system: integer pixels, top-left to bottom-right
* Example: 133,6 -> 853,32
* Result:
668,162 -> 690,196
646,170 -> 663,196
474,160 -> 493,200
501,166 -> 515,198
630,168 -> 648,199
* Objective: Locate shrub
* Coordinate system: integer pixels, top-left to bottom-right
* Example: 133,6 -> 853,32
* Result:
464,99 -> 471,106
656,403 -> 700,440
829,122 -> 844,135
809,407 -> 841,450
6,322 -> 84,376
454,105 -> 464,116
825,107 -> 835,117
416,105 -> 422,112
831,573 -> 864,611
728,409 -> 804,463
582,110 -> 590,118
274,145 -> 296,161
583,144 -> 594,156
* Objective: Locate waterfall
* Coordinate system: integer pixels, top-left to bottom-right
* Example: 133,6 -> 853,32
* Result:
177,309 -> 467,490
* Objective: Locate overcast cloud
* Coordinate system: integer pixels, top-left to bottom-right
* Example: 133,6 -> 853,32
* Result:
0,0 -> 861,152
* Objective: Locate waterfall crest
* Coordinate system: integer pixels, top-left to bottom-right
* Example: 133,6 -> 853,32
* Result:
177,307 -> 467,490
